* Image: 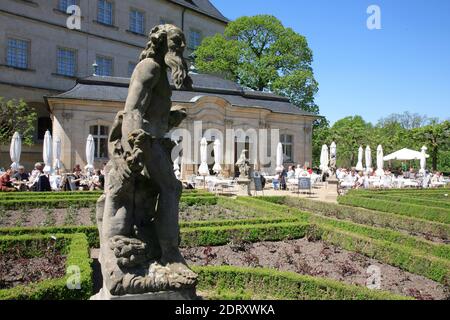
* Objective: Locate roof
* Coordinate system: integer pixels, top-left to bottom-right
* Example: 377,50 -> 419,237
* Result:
167,0 -> 229,23
47,73 -> 319,118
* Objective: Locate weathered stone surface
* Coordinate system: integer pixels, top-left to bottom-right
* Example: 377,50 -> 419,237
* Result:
93,24 -> 197,299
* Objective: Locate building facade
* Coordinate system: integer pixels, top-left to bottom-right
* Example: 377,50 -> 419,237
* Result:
0,0 -> 227,169
45,73 -> 317,178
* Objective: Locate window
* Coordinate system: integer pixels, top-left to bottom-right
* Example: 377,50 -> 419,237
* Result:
58,0 -> 78,11
96,55 -> 113,76
129,9 -> 145,34
57,48 -> 76,76
280,134 -> 293,162
38,117 -> 52,140
7,38 -> 29,69
128,62 -> 137,77
188,30 -> 201,50
90,125 -> 109,159
97,0 -> 113,25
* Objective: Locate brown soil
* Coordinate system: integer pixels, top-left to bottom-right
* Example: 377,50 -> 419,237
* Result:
182,238 -> 449,300
0,204 -> 250,228
0,250 -> 67,289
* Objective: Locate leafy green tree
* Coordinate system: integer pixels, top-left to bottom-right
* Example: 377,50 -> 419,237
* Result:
194,15 -> 318,113
413,120 -> 450,171
329,116 -> 373,168
377,111 -> 434,130
0,98 -> 37,146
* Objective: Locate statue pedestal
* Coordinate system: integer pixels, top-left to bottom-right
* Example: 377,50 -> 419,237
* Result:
236,178 -> 251,196
91,285 -> 198,300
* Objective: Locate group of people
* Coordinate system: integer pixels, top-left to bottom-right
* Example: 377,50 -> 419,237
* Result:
272,165 -> 315,190
0,162 -> 106,192
337,167 -> 447,190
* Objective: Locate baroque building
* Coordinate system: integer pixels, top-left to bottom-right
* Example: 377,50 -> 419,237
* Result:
0,0 -> 227,168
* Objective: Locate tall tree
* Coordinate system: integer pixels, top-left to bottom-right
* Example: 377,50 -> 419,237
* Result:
329,116 -> 373,168
0,98 -> 37,146
194,15 -> 319,113
413,120 -> 450,170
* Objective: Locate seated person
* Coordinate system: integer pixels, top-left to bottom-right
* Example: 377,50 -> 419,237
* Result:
0,169 -> 17,192
11,166 -> 29,191
12,166 -> 29,181
90,170 -> 105,191
29,163 -> 51,192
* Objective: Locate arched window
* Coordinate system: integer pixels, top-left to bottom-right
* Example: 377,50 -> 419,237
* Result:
90,125 -> 109,159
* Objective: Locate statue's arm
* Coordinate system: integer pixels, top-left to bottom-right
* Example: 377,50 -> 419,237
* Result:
121,60 -> 160,144
124,60 -> 160,115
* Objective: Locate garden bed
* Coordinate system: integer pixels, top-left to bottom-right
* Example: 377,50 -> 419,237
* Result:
0,233 -> 92,300
0,247 -> 66,290
184,239 -> 449,300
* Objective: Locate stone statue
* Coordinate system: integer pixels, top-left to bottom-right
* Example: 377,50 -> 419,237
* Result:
93,25 -> 197,299
235,150 -> 250,179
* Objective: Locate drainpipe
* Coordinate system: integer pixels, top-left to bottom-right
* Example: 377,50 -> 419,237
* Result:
181,8 -> 186,31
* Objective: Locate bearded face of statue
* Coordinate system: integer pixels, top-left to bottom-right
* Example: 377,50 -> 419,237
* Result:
140,25 -> 193,90
164,28 -> 193,90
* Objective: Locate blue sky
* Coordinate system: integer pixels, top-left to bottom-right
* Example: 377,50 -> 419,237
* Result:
211,0 -> 450,124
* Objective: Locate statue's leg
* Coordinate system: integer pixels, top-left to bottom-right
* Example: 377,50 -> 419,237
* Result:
144,140 -> 192,269
133,177 -> 161,260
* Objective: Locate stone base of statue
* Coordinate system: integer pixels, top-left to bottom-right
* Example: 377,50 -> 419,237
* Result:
236,178 -> 251,196
91,283 -> 198,300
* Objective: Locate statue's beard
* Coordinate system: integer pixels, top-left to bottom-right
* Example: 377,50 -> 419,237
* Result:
164,49 -> 193,90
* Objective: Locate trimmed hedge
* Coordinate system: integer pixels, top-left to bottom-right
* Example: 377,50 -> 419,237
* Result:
0,195 -> 218,210
355,194 -> 450,209
0,233 -> 93,300
258,196 -> 450,240
338,195 -> 450,224
181,221 -> 310,247
194,266 -> 411,300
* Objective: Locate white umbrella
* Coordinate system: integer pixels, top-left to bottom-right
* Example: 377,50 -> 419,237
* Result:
276,142 -> 284,173
43,130 -> 53,174
213,139 -> 222,174
198,137 -> 209,176
10,132 -> 21,171
85,134 -> 95,174
383,148 -> 429,161
355,146 -> 364,171
420,146 -> 427,174
375,145 -> 385,176
54,136 -> 62,170
365,145 -> 372,173
319,144 -> 329,173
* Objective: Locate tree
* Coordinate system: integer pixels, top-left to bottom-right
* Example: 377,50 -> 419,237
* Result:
377,111 -> 434,130
194,15 -> 319,113
329,116 -> 373,168
0,97 -> 37,146
413,120 -> 450,171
